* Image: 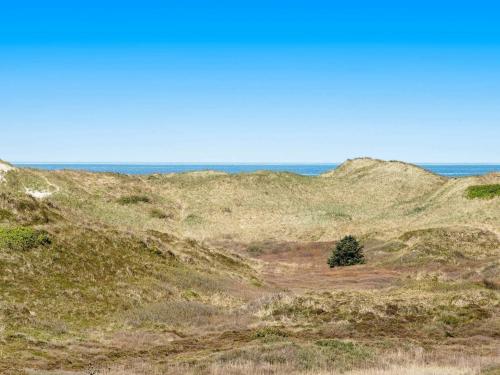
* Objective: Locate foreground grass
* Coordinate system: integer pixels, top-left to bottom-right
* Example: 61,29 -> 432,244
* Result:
71,345 -> 497,375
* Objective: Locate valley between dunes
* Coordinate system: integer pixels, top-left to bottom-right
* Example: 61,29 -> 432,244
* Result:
0,158 -> 499,374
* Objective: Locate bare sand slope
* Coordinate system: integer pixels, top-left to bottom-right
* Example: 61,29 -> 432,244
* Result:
0,160 -> 14,182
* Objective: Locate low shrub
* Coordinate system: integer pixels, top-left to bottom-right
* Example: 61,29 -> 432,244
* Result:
0,226 -> 51,251
466,184 -> 500,199
116,195 -> 151,205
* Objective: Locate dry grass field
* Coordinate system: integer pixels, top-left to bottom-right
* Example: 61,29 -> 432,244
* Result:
0,158 -> 498,374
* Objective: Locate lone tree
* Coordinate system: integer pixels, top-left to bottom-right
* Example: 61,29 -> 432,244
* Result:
328,235 -> 364,267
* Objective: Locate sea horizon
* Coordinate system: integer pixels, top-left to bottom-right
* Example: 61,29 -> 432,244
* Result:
11,161 -> 500,165
12,162 -> 500,178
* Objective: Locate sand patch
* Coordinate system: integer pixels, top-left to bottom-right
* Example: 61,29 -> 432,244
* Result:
24,188 -> 54,199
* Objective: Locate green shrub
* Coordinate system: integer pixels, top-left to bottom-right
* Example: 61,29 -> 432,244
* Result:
328,235 -> 364,267
116,195 -> 151,205
0,227 -> 51,251
466,184 -> 500,199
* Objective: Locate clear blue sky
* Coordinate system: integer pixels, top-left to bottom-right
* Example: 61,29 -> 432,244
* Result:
1,1 -> 499,163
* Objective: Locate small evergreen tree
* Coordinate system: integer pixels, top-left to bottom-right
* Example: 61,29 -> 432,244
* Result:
328,235 -> 364,267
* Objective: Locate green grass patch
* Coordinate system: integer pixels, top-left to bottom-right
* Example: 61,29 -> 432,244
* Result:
184,213 -> 202,225
466,184 -> 500,199
116,194 -> 151,204
253,326 -> 288,340
0,226 -> 51,251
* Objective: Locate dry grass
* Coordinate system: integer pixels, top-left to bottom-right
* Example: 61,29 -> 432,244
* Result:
5,158 -> 498,243
0,158 -> 498,374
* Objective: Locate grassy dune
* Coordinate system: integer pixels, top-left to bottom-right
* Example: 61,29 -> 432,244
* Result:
0,158 -> 498,374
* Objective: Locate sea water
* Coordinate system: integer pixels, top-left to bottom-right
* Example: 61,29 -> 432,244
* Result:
13,163 -> 500,177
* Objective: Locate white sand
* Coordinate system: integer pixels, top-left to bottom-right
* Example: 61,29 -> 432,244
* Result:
24,174 -> 60,199
24,188 -> 54,199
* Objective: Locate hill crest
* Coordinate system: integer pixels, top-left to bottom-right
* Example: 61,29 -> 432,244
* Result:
320,157 -> 444,180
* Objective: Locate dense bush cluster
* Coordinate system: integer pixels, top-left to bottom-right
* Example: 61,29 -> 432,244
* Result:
0,226 -> 51,251
328,235 -> 364,267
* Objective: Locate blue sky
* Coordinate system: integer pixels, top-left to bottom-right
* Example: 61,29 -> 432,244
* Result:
1,1 -> 499,162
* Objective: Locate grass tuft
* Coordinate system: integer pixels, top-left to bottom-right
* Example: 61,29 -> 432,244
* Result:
116,194 -> 152,204
150,208 -> 171,219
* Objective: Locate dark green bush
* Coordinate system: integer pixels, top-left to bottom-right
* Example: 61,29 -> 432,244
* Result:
328,235 -> 364,267
466,184 -> 500,199
0,227 -> 51,251
116,195 -> 151,205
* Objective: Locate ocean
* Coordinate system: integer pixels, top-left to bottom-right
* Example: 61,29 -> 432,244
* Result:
12,163 -> 500,177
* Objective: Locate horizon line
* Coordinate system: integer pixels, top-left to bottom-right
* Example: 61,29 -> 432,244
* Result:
11,161 -> 500,165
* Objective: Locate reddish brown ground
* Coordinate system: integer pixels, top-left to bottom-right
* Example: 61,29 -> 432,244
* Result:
215,240 -> 403,292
